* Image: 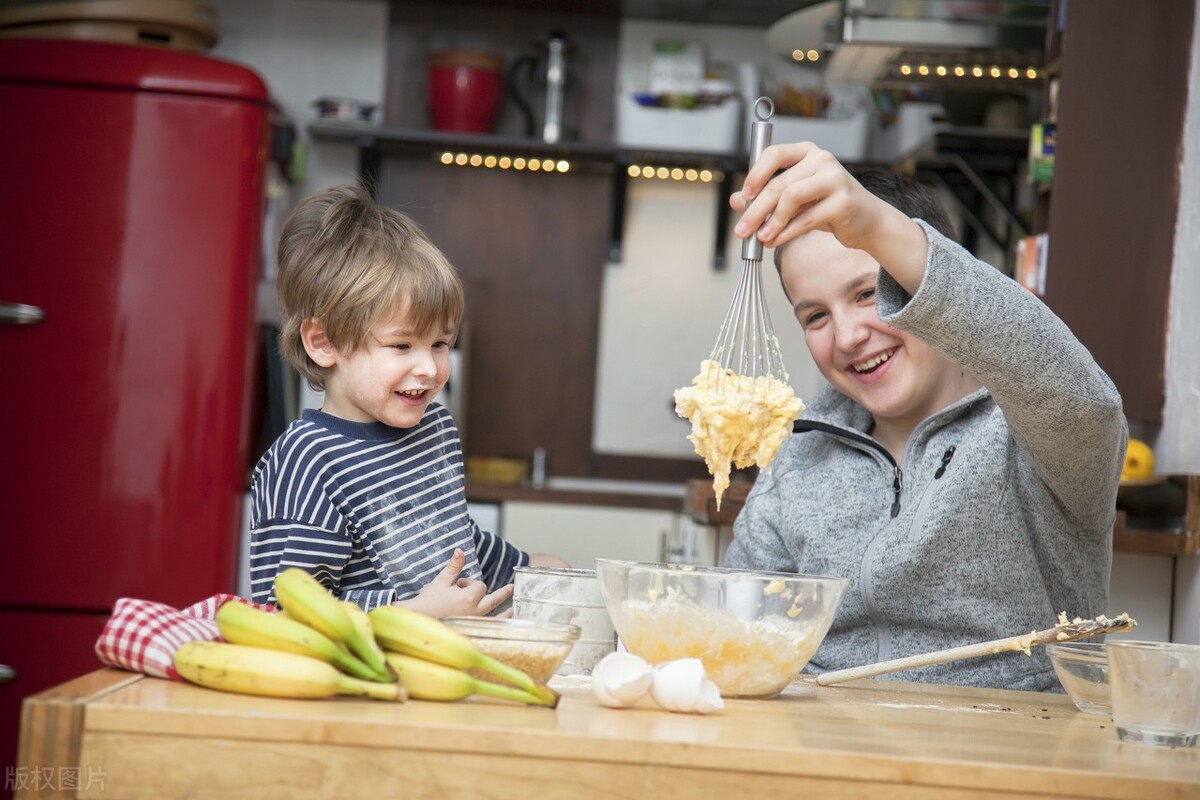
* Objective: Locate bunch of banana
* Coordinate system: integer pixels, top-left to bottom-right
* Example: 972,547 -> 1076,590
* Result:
174,641 -> 404,701
173,569 -> 557,708
173,572 -> 403,702
369,605 -> 559,707
274,568 -> 393,682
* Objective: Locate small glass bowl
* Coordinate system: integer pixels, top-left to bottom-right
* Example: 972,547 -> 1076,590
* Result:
441,616 -> 580,684
1047,641 -> 1110,716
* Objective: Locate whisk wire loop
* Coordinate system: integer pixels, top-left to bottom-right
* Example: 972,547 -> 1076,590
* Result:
709,257 -> 789,383
706,96 -> 790,385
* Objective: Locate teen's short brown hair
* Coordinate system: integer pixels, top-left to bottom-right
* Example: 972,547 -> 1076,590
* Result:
275,184 -> 463,390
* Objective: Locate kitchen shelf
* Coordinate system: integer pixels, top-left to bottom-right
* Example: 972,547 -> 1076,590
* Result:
1113,518 -> 1200,558
1114,474 -> 1200,557
309,121 -> 1035,273
686,475 -> 1200,559
911,127 -> 1031,275
308,121 -> 746,268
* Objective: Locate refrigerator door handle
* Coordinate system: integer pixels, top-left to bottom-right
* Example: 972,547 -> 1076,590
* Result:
0,302 -> 44,324
0,665 -> 14,683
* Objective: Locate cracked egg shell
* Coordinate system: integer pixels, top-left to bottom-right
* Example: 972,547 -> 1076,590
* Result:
591,652 -> 653,708
649,658 -> 725,714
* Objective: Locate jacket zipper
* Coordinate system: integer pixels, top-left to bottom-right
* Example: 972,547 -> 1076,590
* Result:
793,419 -> 903,517
934,445 -> 956,479
791,420 -> 957,666
793,418 -> 901,662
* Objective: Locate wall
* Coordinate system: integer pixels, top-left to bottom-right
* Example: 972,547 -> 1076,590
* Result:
208,0 -> 388,200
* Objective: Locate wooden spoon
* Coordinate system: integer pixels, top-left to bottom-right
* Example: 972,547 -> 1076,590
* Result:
811,616 -> 1136,686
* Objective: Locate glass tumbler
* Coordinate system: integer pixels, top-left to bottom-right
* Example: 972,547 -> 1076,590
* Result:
1107,640 -> 1200,747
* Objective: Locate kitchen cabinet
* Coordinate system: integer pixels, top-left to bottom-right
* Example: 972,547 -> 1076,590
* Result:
1034,0 -> 1194,425
18,667 -> 1200,798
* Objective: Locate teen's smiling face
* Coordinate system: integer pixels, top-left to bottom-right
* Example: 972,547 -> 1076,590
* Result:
780,230 -> 968,438
306,301 -> 453,428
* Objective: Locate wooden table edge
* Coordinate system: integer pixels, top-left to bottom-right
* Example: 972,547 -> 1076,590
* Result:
16,668 -> 143,796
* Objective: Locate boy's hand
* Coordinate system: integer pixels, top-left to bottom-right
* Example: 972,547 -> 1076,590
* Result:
731,142 -> 930,292
398,548 -> 514,618
731,143 -> 893,253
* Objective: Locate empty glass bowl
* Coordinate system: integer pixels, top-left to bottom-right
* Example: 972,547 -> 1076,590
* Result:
512,567 -> 616,676
595,559 -> 847,698
1047,641 -> 1110,716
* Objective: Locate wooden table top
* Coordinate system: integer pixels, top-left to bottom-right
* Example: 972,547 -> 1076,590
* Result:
18,668 -> 1199,799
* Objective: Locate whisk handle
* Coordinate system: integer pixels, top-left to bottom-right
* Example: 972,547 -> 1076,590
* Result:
742,97 -> 775,263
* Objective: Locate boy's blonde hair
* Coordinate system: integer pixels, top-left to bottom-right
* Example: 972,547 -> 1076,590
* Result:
276,184 -> 463,390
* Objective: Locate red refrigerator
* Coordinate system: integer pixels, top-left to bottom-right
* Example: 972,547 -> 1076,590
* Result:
0,38 -> 268,775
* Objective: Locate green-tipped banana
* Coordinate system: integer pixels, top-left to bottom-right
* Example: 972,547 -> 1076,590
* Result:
273,568 -> 390,681
174,641 -> 404,701
340,600 -> 395,681
384,652 -> 556,706
368,606 -> 558,705
215,600 -> 385,683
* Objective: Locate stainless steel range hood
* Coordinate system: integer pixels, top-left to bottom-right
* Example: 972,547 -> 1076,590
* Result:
768,0 -> 1051,88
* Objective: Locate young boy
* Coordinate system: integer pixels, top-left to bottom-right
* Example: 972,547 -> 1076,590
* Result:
724,146 -> 1127,691
249,185 -> 566,616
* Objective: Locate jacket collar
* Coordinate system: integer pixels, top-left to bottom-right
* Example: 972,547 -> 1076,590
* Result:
800,384 -> 991,437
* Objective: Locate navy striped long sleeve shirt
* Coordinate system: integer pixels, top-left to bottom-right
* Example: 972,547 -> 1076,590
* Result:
248,404 -> 527,609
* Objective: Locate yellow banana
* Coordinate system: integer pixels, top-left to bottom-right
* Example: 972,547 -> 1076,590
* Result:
340,601 -> 395,680
276,602 -> 361,661
368,606 -> 558,705
272,568 -> 390,680
215,600 -> 385,683
384,652 -> 555,706
173,641 -> 404,701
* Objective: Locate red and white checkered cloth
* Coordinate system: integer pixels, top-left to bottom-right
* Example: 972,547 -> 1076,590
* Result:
94,594 -> 274,680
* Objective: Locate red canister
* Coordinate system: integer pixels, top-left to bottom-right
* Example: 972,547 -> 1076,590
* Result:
427,50 -> 503,133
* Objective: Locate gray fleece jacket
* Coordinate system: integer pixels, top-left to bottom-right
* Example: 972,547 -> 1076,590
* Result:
724,221 -> 1127,692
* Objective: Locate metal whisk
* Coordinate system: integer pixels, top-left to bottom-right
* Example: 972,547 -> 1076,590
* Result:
710,97 -> 789,382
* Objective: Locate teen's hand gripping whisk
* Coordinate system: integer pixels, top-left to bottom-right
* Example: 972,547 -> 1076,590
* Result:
674,98 -> 806,509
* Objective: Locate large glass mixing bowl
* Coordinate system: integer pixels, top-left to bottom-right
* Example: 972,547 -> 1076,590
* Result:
595,559 -> 847,698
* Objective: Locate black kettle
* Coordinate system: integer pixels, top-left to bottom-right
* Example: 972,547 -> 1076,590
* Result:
507,30 -> 573,143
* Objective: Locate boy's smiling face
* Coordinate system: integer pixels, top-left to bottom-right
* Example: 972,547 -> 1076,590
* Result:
305,300 -> 453,428
780,230 -> 970,438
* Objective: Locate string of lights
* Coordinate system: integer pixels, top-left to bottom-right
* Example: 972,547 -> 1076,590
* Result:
437,151 -> 724,183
